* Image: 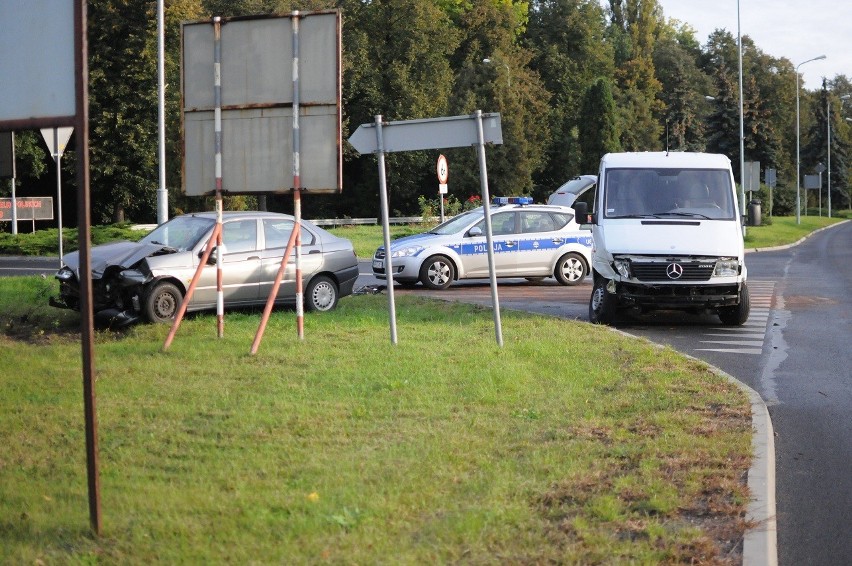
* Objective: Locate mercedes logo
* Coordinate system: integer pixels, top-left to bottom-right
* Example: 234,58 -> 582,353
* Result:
666,263 -> 684,280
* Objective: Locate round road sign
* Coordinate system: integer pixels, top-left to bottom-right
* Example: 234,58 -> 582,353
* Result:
437,154 -> 448,184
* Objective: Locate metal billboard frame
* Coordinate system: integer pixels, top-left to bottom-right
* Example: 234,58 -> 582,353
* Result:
180,11 -> 342,196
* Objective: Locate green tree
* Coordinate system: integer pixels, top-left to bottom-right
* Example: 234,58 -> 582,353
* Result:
85,0 -> 162,223
525,0 -> 613,195
607,0 -> 665,151
577,78 -> 620,172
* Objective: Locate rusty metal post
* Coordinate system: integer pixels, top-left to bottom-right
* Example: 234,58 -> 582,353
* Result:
163,223 -> 221,351
213,16 -> 225,338
292,12 -> 305,339
250,223 -> 299,354
75,0 -> 101,535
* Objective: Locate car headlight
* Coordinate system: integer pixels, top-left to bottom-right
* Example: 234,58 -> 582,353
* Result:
713,258 -> 739,277
613,258 -> 631,278
56,267 -> 75,281
391,245 -> 424,258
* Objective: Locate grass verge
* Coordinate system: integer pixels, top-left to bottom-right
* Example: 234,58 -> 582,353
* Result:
743,214 -> 847,249
0,279 -> 751,564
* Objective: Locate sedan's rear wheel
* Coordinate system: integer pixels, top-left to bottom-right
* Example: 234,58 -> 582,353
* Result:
306,275 -> 339,312
144,281 -> 183,324
554,252 -> 587,286
419,255 -> 454,290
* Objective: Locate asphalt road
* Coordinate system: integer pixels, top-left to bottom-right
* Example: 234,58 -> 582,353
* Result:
3,221 -> 850,564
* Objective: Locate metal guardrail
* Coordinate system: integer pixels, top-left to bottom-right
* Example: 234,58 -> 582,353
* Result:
132,217 -> 438,231
311,216 -> 436,226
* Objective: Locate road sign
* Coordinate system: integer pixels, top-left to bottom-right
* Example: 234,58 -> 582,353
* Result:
765,168 -> 776,187
348,113 -> 503,154
814,162 -> 826,174
804,174 -> 821,189
0,197 -> 53,221
40,127 -> 74,160
437,154 -> 448,183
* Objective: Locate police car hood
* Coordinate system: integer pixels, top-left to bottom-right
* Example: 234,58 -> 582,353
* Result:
600,220 -> 742,257
385,231 -> 442,250
61,240 -> 177,278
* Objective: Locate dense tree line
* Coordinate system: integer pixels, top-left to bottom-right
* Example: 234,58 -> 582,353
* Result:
4,0 -> 851,225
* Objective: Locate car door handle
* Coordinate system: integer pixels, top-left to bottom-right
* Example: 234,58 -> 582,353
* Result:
248,256 -> 260,261
308,250 -> 321,254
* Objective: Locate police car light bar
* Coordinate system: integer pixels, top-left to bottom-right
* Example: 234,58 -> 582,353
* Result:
492,196 -> 533,205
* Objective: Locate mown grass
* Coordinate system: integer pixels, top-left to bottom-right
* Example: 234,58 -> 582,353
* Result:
0,278 -> 752,564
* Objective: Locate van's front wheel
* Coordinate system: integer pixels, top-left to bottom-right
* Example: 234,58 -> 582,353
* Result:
718,283 -> 750,325
589,277 -> 616,324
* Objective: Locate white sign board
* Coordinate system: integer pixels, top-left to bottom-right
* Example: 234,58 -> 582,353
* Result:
181,12 -> 342,195
348,113 -> 503,154
40,127 -> 74,160
0,0 -> 77,127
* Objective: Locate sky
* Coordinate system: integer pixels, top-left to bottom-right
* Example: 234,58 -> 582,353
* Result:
654,0 -> 851,91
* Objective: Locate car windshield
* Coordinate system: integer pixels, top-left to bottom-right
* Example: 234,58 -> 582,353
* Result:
429,208 -> 485,235
603,168 -> 736,220
139,216 -> 215,251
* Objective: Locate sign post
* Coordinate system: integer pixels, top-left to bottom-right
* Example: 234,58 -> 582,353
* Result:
0,132 -> 16,234
40,126 -> 74,267
814,162 -> 826,216
437,154 -> 448,223
349,112 -> 504,346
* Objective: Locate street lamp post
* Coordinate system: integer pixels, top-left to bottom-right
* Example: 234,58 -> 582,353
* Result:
795,55 -> 827,224
830,94 -> 852,217
737,0 -> 746,233
482,58 -> 510,87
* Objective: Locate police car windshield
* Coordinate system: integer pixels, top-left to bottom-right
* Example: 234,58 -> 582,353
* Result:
430,209 -> 485,235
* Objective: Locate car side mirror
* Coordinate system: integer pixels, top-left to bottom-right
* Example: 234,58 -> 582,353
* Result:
572,202 -> 595,225
200,247 -> 219,265
467,226 -> 483,237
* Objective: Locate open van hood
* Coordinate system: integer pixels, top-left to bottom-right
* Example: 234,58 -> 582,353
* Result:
598,220 -> 743,257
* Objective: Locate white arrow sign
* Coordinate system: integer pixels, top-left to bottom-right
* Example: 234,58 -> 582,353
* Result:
348,113 -> 502,154
40,127 -> 74,160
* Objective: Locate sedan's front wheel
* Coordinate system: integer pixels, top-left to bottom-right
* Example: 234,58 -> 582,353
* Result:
419,255 -> 455,290
143,281 -> 183,324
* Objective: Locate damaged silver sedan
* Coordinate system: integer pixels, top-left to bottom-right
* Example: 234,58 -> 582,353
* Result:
51,211 -> 359,326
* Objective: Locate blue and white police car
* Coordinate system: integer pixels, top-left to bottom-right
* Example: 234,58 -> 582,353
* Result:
372,197 -> 593,290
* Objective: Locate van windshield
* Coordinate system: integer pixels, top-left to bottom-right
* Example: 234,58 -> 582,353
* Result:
602,168 -> 736,220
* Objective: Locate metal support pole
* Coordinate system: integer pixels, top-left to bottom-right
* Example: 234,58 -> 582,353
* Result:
292,12 -> 304,340
475,110 -> 503,347
375,115 -> 398,345
156,0 -> 168,224
54,130 -> 64,267
827,97 -> 831,218
214,17 -> 224,338
10,132 -> 17,235
737,0 -> 746,236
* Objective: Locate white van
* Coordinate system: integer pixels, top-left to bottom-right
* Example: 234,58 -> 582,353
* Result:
572,151 -> 750,325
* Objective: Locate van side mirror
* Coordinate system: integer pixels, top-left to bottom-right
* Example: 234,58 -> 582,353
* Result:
572,202 -> 595,225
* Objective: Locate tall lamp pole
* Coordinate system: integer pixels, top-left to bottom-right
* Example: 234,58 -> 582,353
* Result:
156,0 -> 168,224
830,94 -> 852,218
795,55 -> 826,224
737,0 -> 746,233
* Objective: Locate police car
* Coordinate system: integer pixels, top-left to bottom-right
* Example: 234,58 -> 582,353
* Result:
372,197 -> 593,289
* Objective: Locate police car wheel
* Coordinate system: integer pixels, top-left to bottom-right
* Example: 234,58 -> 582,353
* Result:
420,255 -> 454,290
555,252 -> 587,286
